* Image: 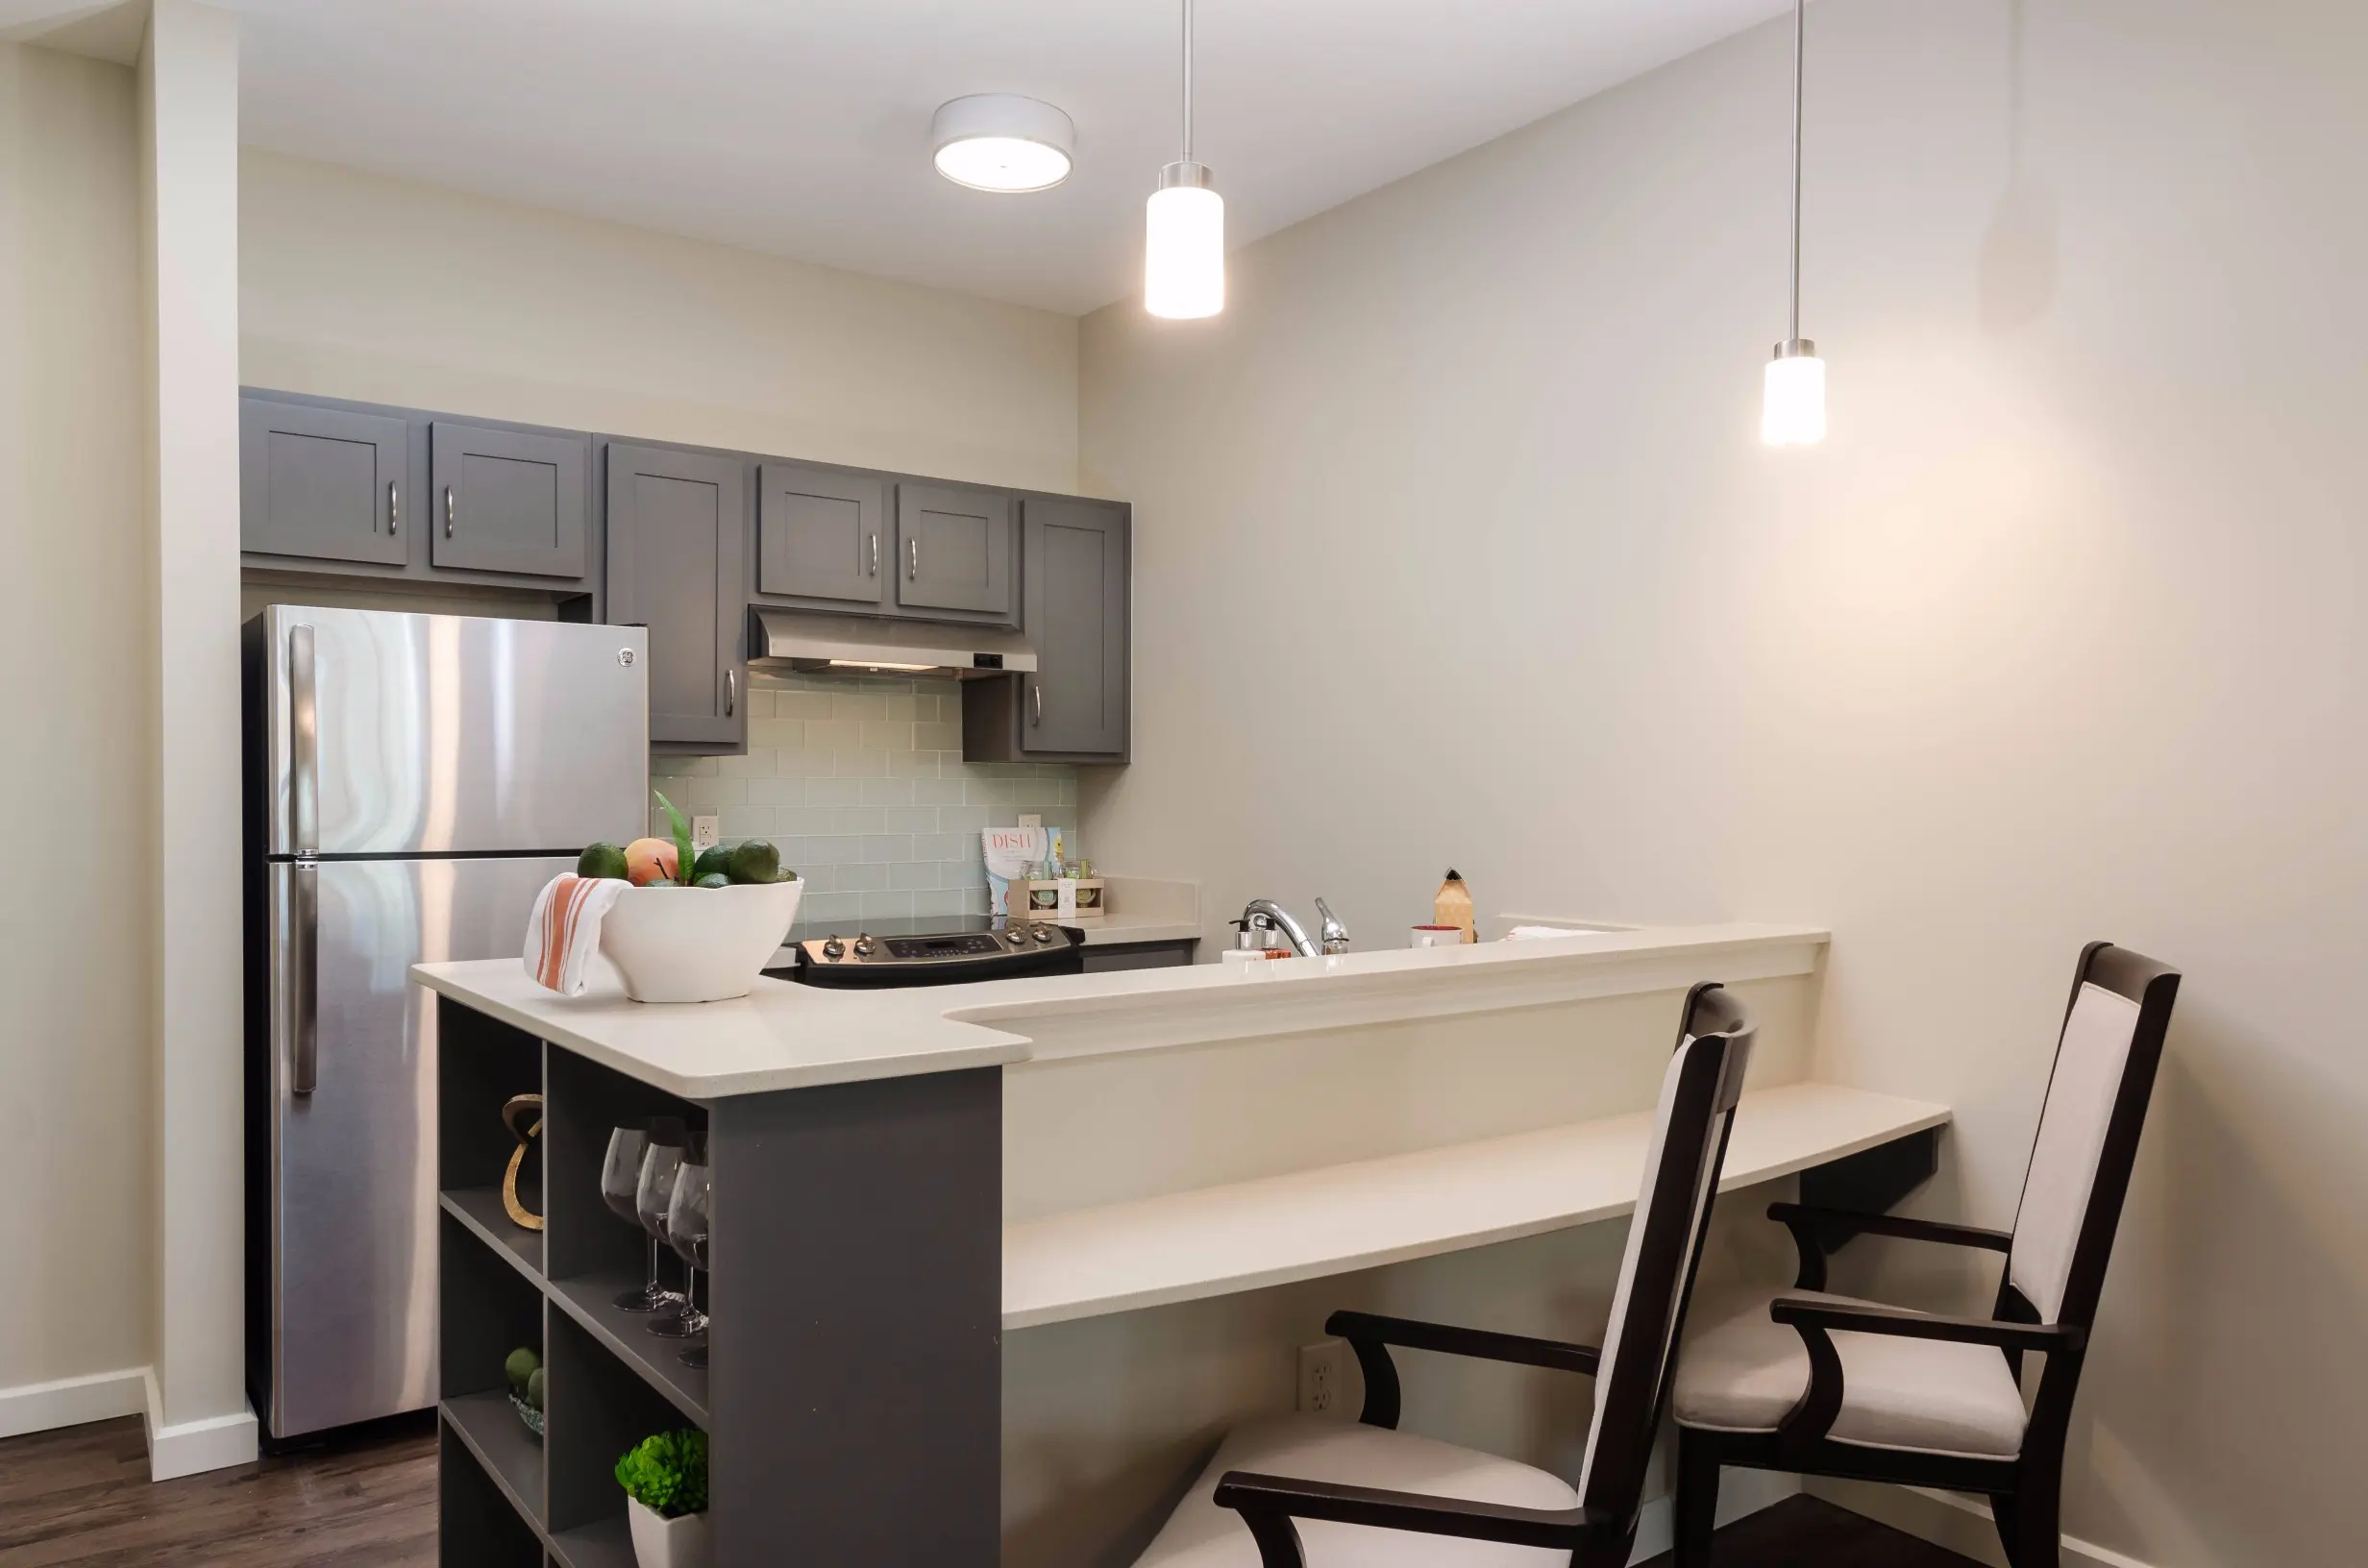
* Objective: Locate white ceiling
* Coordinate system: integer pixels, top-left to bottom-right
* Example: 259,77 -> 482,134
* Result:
10,0 -> 1792,315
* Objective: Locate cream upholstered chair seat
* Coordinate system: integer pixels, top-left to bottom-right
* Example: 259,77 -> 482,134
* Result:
1134,1414 -> 1579,1567
1672,1289 -> 2027,1458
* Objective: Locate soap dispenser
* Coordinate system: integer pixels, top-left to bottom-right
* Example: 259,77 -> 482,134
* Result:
1434,870 -> 1476,944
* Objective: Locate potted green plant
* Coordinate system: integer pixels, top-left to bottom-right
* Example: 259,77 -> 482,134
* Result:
616,1428 -> 710,1568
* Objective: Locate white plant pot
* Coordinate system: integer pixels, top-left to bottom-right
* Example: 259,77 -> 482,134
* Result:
600,878 -> 803,1003
628,1497 -> 712,1568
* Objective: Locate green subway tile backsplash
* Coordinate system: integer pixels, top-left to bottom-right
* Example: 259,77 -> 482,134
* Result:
651,671 -> 1078,928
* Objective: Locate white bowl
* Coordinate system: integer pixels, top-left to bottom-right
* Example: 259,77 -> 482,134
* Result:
599,879 -> 802,1003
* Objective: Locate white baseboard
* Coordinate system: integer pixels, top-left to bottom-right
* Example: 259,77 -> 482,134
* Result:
1811,1478 -> 2159,1568
0,1366 -> 149,1440
141,1367 -> 259,1482
1628,1469 -> 1799,1564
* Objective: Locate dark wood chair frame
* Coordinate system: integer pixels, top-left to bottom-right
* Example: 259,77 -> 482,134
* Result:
1671,942 -> 2180,1568
1213,983 -> 1757,1568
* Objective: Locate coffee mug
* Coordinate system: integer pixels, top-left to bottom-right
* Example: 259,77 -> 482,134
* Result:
1410,925 -> 1464,948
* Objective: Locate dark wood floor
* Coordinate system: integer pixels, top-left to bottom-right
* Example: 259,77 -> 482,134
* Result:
1639,1495 -> 1987,1567
0,1416 -> 1980,1566
0,1415 -> 434,1566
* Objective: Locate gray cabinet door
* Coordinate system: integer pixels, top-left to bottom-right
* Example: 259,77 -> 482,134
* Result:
240,398 -> 408,565
606,444 -> 747,748
894,484 -> 1015,619
429,421 -> 589,578
1021,499 -> 1128,755
757,463 -> 886,607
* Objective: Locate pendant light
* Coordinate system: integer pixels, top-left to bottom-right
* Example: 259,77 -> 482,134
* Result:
1762,0 -> 1826,446
1145,0 -> 1223,318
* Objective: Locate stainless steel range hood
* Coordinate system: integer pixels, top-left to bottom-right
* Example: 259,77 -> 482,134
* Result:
745,606 -> 1036,678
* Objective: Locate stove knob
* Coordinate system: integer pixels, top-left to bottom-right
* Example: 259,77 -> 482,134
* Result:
1032,925 -> 1056,944
852,933 -> 876,958
1004,928 -> 1029,945
821,936 -> 846,960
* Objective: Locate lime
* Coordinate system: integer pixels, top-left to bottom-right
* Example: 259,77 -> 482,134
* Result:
577,843 -> 629,881
726,840 -> 786,885
505,1346 -> 540,1394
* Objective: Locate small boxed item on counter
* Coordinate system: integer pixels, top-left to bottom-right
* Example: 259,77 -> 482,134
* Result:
1020,872 -> 1105,922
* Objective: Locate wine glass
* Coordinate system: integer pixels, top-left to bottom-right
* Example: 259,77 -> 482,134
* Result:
636,1126 -> 693,1329
663,1138 -> 712,1368
604,1119 -> 672,1311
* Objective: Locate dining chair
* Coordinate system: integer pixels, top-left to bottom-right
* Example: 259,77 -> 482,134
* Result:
1668,941 -> 2180,1568
1126,982 -> 1758,1567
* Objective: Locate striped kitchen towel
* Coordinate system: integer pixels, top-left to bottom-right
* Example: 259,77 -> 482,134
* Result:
523,873 -> 629,995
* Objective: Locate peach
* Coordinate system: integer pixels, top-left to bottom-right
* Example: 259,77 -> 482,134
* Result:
624,837 -> 680,887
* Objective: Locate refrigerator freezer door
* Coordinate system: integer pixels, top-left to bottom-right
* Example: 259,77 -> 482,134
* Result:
256,605 -> 649,856
264,853 -> 572,1438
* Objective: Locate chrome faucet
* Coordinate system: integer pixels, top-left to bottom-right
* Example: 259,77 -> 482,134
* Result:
1315,897 -> 1351,955
1241,898 -> 1351,958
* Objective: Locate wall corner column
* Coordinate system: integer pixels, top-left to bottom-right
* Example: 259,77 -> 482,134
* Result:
138,0 -> 253,1482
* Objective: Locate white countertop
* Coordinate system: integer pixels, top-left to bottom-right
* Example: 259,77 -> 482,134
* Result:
1002,1081 -> 1946,1330
411,922 -> 1828,1099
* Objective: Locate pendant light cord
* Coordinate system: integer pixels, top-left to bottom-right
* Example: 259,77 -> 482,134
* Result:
1181,0 -> 1195,162
1788,0 -> 1804,343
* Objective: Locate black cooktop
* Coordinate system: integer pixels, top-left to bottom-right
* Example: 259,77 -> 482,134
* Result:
783,913 -> 1008,944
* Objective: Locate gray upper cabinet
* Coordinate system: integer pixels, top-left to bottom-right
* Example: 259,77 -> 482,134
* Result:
430,422 -> 589,578
894,484 -> 1015,621
757,463 -> 887,608
962,498 -> 1129,762
240,399 -> 408,566
606,444 -> 747,749
1024,499 -> 1129,755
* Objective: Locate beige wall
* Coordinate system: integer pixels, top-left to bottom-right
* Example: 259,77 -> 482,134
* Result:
1077,1 -> 2368,1564
0,41 -> 152,1412
239,148 -> 1080,493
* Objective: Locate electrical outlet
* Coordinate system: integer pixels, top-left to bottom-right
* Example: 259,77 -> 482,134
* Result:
692,815 -> 721,851
1018,814 -> 1043,832
1297,1339 -> 1348,1416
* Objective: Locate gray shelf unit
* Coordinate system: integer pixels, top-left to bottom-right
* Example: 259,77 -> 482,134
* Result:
434,993 -> 1001,1564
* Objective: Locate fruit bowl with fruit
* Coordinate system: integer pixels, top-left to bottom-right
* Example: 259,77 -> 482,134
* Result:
582,794 -> 802,1004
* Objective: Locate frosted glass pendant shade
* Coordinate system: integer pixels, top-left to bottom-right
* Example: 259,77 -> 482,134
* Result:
1762,344 -> 1827,446
1146,163 -> 1224,319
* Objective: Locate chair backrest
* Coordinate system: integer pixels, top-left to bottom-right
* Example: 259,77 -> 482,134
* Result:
2004,942 -> 2180,1328
1575,983 -> 1755,1524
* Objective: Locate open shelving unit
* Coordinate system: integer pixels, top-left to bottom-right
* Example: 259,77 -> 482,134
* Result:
438,998 -> 710,1567
434,993 -> 1005,1564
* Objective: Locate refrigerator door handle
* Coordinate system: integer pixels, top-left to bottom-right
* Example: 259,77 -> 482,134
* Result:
289,860 -> 319,1095
289,622 -> 320,857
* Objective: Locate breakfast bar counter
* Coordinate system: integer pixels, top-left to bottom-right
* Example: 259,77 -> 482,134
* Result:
412,921 -> 1948,1565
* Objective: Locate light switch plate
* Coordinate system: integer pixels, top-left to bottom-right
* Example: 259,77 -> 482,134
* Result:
692,815 -> 721,850
1018,814 -> 1043,832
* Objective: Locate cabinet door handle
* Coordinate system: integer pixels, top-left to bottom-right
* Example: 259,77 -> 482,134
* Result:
1031,683 -> 1044,726
869,533 -> 879,576
908,538 -> 919,580
725,667 -> 737,718
387,481 -> 399,535
443,484 -> 455,539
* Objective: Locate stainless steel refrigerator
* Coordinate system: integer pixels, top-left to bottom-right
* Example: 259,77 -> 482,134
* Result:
243,605 -> 648,1439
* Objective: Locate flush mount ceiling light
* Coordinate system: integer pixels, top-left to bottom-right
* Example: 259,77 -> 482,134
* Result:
1762,0 -> 1826,446
931,94 -> 1075,193
1145,0 -> 1223,318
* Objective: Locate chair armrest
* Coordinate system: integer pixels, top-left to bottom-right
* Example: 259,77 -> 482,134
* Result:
1324,1310 -> 1600,1430
1768,1295 -> 2084,1354
1768,1295 -> 2083,1452
1214,1470 -> 1587,1566
1768,1202 -> 2012,1290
